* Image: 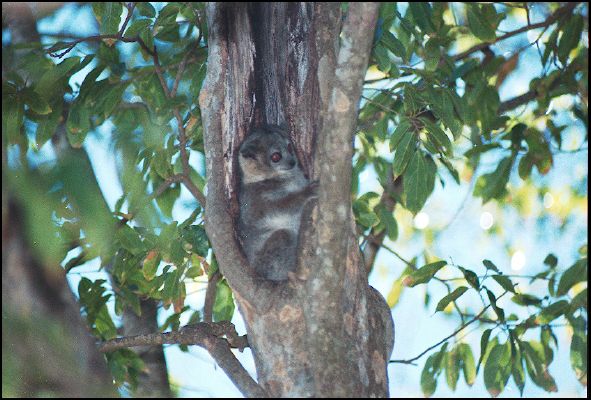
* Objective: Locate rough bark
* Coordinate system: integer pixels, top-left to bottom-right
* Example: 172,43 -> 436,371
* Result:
122,301 -> 173,398
199,2 -> 394,397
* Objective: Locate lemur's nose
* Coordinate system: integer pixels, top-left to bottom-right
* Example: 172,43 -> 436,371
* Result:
289,159 -> 296,167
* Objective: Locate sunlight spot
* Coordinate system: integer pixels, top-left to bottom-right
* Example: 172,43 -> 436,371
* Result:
543,193 -> 554,209
480,212 -> 494,230
511,251 -> 526,271
575,164 -> 586,180
414,212 -> 429,230
545,100 -> 554,115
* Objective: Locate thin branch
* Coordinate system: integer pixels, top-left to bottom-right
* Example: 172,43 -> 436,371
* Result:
498,89 -> 539,113
118,174 -> 183,224
100,321 -> 265,398
362,175 -> 402,273
453,2 -> 579,61
46,3 -> 157,59
149,41 -> 206,207
389,291 -> 508,365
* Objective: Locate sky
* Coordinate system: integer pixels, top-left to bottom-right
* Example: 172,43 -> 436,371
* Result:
28,2 -> 588,398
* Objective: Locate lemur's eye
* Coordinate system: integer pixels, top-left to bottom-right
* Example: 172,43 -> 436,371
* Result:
287,143 -> 293,154
271,152 -> 282,163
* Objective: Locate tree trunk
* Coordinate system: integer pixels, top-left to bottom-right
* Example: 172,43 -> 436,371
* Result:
2,4 -> 172,397
199,3 -> 393,397
122,300 -> 173,397
2,4 -> 116,396
2,197 -> 117,397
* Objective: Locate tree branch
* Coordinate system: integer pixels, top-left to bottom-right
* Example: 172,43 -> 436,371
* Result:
314,2 -> 380,283
100,321 -> 264,397
362,174 -> 402,273
149,39 -> 207,208
453,2 -> 579,61
389,291 -> 508,365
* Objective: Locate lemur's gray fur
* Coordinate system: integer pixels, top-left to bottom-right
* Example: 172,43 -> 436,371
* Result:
237,125 -> 317,281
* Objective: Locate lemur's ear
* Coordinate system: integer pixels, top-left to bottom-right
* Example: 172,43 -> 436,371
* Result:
240,137 -> 259,159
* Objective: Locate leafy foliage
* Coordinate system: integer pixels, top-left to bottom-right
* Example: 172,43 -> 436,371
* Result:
2,1 -> 587,397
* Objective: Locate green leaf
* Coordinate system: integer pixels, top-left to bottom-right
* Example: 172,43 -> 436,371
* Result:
66,100 -> 91,148
482,259 -> 500,273
403,151 -> 437,214
422,118 -> 452,156
483,341 -> 511,397
522,340 -> 558,392
377,206 -> 398,241
467,4 -> 497,42
403,84 -> 422,114
117,225 -> 147,256
181,225 -> 210,256
477,328 -> 492,373
136,2 -> 156,18
35,56 -> 81,96
93,2 -> 123,35
179,207 -> 202,229
458,343 -> 476,386
542,28 -> 559,66
96,82 -> 129,120
435,286 -> 468,312
571,288 -> 587,310
186,264 -> 203,279
557,14 -> 584,64
22,87 -> 52,114
427,88 -> 462,139
556,258 -> 587,296
486,289 -> 505,322
373,43 -> 392,74
213,279 -> 235,322
124,18 -> 153,38
543,253 -> 558,268
134,74 -> 168,116
464,143 -> 501,159
420,344 -> 448,397
381,31 -> 406,60
35,100 -> 62,148
392,129 -> 417,177
403,260 -> 447,287
357,211 -> 380,228
155,181 -> 180,219
569,316 -> 587,386
535,300 -> 570,324
389,117 -> 412,151
3,95 -> 24,144
511,345 -> 526,396
491,275 -> 515,293
458,266 -> 480,290
445,346 -> 460,391
474,156 -> 513,203
421,353 -> 439,397
512,293 -> 542,307
409,2 -> 435,34
142,250 -> 161,281
386,269 -> 409,308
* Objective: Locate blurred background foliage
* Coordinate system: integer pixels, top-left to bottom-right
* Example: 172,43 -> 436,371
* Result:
2,2 -> 587,397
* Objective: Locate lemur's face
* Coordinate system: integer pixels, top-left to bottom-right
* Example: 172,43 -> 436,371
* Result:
239,126 -> 298,182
